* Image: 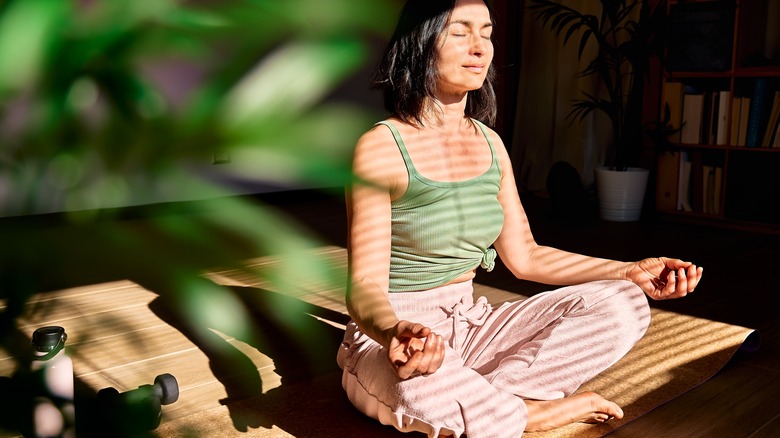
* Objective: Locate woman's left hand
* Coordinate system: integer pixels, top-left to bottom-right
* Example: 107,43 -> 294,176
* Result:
629,257 -> 703,300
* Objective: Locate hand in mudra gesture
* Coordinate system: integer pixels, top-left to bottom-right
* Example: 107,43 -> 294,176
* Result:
630,257 -> 703,300
387,321 -> 446,380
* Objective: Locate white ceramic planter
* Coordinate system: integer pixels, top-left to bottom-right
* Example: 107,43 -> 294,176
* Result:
594,167 -> 650,222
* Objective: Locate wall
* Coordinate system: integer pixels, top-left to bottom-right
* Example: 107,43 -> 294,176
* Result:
0,1 -> 395,218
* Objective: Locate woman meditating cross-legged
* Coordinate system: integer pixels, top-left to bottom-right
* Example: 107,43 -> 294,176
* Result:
337,1 -> 703,437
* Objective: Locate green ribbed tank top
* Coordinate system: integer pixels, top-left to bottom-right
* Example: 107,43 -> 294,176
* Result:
378,119 -> 504,293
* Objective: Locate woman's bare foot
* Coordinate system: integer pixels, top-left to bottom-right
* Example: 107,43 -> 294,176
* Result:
524,391 -> 623,432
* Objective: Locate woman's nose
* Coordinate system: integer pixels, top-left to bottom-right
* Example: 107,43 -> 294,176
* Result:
471,35 -> 487,55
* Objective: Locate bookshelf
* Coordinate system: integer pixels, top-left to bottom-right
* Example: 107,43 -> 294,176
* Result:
654,0 -> 780,232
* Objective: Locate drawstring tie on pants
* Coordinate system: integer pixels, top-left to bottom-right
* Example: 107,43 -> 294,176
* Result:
443,296 -> 491,353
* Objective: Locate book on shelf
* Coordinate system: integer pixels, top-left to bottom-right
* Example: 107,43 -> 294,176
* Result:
738,96 -> 751,147
746,78 -> 774,148
713,166 -> 722,215
703,91 -> 727,145
681,92 -> 704,144
691,157 -> 705,213
700,91 -> 713,145
763,90 -> 780,147
771,110 -> 780,147
702,165 -> 723,215
716,90 -> 730,145
773,116 -> 780,147
772,108 -> 780,147
730,95 -> 742,146
656,151 -> 679,211
702,165 -> 710,214
677,151 -> 693,212
662,85 -> 732,146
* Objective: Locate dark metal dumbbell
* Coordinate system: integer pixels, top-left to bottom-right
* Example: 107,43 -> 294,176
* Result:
96,373 -> 179,432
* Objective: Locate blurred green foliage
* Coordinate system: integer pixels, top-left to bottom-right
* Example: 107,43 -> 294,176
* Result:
0,0 -> 397,394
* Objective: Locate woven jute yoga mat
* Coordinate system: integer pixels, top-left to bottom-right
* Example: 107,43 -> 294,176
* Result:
523,306 -> 758,438
154,307 -> 756,438
155,247 -> 757,438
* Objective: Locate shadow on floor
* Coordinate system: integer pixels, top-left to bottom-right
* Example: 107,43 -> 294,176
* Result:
146,284 -> 413,437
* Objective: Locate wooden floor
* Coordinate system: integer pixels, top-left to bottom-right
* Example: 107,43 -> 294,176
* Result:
1,189 -> 779,437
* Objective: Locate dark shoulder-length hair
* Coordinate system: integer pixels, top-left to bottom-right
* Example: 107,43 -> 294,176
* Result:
371,0 -> 497,127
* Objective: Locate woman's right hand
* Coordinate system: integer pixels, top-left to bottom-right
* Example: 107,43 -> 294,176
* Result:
386,320 -> 446,379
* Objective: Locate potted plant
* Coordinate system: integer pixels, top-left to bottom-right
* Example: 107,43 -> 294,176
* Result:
529,0 -> 668,221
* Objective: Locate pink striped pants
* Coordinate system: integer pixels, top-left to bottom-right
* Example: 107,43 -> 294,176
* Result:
337,280 -> 651,438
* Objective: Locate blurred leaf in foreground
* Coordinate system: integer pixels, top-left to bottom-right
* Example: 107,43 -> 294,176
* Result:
0,0 -> 398,378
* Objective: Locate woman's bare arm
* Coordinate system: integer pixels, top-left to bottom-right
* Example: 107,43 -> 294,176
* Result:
345,126 -> 401,348
346,125 -> 447,377
488,130 -> 702,296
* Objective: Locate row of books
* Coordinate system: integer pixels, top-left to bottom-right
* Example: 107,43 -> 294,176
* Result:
656,151 -> 722,215
661,80 -> 780,148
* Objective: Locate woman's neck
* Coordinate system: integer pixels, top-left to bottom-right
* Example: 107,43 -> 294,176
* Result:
422,93 -> 469,130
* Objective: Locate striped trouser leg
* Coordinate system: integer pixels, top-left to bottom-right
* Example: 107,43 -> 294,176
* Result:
467,280 -> 651,400
337,279 -> 650,437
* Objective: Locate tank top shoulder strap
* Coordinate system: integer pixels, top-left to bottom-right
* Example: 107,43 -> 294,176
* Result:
471,119 -> 501,171
375,121 -> 419,177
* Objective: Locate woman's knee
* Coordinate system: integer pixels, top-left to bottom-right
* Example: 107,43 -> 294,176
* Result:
599,280 -> 651,342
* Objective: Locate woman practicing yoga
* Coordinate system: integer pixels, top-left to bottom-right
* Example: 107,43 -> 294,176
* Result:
337,1 -> 702,436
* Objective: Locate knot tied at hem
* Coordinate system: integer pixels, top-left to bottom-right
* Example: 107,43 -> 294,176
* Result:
480,248 -> 496,272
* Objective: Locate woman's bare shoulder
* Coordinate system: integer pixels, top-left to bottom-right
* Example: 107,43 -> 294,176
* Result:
356,120 -> 393,146
477,122 -> 506,149
352,119 -> 407,186
356,117 -> 409,146
474,122 -> 510,163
